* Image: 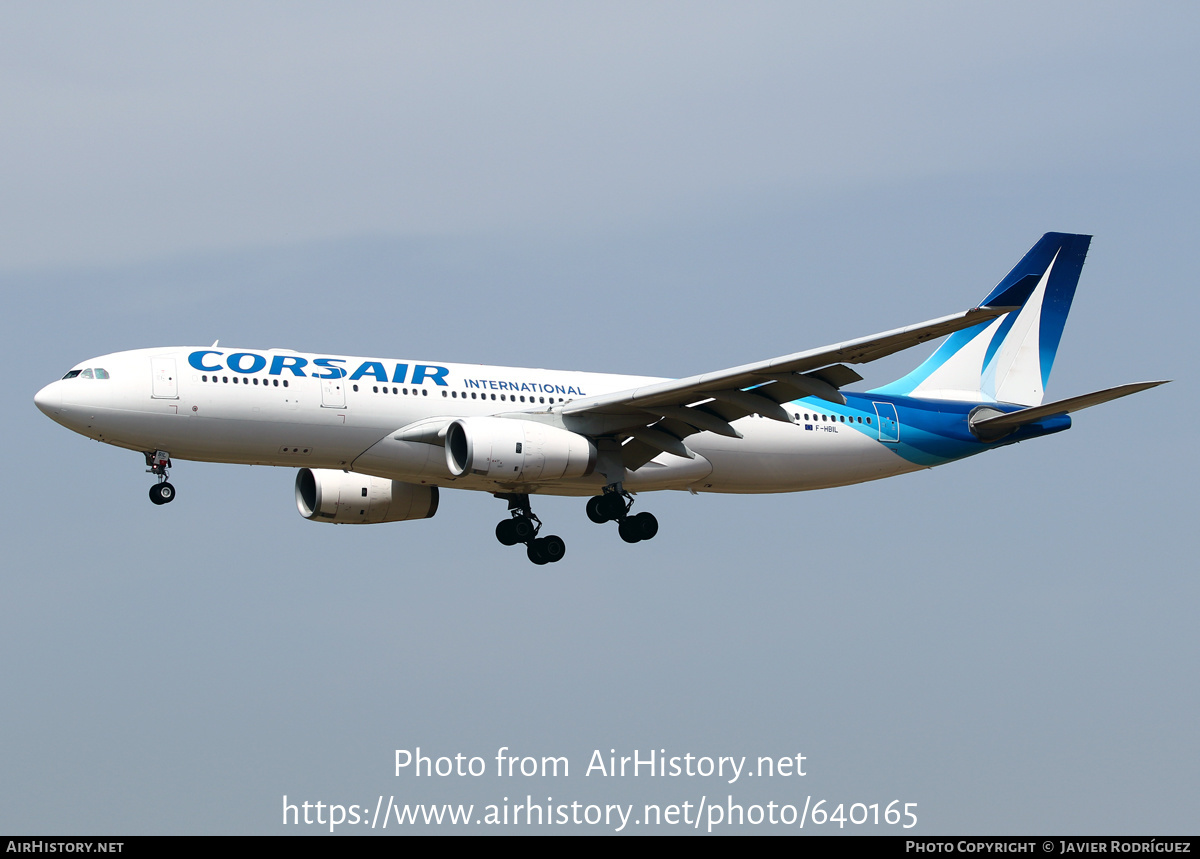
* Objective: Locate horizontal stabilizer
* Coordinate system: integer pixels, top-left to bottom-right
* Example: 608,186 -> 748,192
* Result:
969,381 -> 1169,441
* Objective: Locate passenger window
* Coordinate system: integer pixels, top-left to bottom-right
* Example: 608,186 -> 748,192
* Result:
352,384 -> 358,392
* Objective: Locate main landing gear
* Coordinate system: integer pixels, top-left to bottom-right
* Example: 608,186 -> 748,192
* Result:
495,493 -> 566,565
145,450 -> 176,505
586,484 -> 658,544
494,484 -> 658,563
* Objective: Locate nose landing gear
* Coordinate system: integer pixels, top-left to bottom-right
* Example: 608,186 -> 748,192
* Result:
145,450 -> 176,505
494,493 -> 566,565
586,484 -> 658,543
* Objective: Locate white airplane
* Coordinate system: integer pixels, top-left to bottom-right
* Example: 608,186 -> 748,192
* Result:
34,233 -> 1166,564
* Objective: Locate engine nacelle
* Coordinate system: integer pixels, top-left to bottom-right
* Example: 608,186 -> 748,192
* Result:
295,468 -> 439,524
445,417 -> 596,482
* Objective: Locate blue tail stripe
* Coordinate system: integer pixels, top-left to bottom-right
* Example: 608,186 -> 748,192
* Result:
869,324 -> 985,395
1036,235 -> 1090,388
985,272 -> 1042,309
980,309 -> 1020,374
870,232 -> 1091,400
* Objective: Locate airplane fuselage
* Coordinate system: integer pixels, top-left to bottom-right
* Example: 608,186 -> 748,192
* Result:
34,345 -> 988,498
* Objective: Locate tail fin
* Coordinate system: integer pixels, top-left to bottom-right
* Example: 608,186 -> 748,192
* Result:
870,232 -> 1091,406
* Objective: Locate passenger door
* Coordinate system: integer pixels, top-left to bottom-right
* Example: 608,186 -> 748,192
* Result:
151,357 -> 178,399
872,402 -> 900,443
320,378 -> 346,408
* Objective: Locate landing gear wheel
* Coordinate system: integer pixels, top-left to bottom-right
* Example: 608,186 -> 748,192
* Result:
586,496 -> 607,524
495,494 -> 561,563
496,519 -> 520,546
512,516 -> 537,542
149,482 -> 175,505
632,511 -> 658,541
599,493 -> 626,521
618,517 -> 642,543
540,535 -> 566,563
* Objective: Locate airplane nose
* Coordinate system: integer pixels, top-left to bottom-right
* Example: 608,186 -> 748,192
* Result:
34,382 -> 61,416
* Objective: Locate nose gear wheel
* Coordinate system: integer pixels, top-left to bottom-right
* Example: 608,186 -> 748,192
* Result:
144,450 -> 176,505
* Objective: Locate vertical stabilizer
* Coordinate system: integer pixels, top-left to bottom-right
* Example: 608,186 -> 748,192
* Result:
871,233 -> 1091,406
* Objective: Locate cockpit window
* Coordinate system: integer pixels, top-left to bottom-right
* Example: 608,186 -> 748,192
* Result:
60,368 -> 110,380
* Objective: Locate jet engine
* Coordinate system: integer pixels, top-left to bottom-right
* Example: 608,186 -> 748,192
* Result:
295,468 -> 439,524
444,417 -> 596,482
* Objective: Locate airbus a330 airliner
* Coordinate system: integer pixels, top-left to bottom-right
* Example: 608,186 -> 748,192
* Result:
34,233 -> 1166,564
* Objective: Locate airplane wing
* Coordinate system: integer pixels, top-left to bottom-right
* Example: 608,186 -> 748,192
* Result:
559,305 -> 1015,469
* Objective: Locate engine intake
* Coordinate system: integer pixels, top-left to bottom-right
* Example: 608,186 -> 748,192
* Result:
444,417 -> 596,482
295,468 -> 439,524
